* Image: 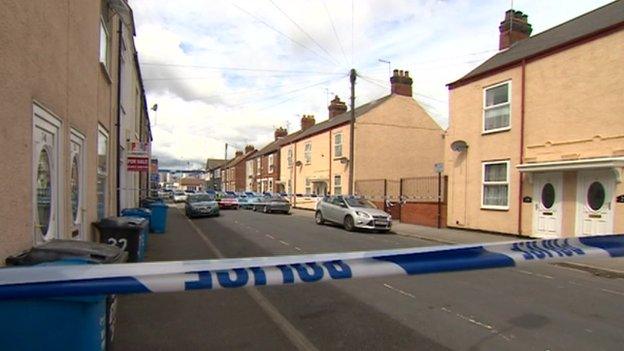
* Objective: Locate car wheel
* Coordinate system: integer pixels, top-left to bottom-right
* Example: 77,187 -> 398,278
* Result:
315,211 -> 325,225
263,206 -> 269,214
343,215 -> 355,232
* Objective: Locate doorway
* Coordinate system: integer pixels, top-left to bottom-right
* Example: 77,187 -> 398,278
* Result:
532,173 -> 562,238
576,170 -> 615,236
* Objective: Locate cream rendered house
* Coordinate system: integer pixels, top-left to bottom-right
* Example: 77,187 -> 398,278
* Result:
445,2 -> 624,237
280,70 -> 445,211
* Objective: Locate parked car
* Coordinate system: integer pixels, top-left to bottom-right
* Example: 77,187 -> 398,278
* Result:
185,193 -> 219,218
241,196 -> 260,209
172,191 -> 187,203
219,196 -> 239,209
254,196 -> 291,214
315,196 -> 392,232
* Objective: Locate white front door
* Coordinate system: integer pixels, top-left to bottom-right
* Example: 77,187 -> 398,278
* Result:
33,105 -> 62,243
70,130 -> 86,240
576,170 -> 615,236
532,173 -> 562,238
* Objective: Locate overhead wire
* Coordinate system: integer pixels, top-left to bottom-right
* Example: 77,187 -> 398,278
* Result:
231,2 -> 338,67
268,0 -> 341,66
140,62 -> 341,75
322,0 -> 348,66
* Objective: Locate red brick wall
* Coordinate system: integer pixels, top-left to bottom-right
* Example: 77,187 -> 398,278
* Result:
400,202 -> 447,228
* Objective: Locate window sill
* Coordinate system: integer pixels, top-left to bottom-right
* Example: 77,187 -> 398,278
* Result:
481,126 -> 511,135
99,62 -> 112,84
480,206 -> 509,211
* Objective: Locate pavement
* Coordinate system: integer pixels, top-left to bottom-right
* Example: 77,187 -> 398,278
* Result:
113,205 -> 624,350
290,208 -> 624,275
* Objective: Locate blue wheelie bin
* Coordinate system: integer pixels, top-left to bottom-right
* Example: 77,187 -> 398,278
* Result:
148,201 -> 168,234
1,240 -> 127,351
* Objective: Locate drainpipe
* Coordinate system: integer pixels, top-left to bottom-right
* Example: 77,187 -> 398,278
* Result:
293,143 -> 297,206
328,132 -> 332,194
517,59 -> 526,236
115,18 -> 123,216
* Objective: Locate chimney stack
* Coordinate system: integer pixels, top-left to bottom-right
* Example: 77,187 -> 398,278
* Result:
390,69 -> 413,97
300,114 -> 315,131
274,127 -> 288,140
235,151 -> 243,157
499,10 -> 532,50
328,95 -> 347,119
244,145 -> 255,153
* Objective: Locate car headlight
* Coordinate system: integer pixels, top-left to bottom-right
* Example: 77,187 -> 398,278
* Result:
355,211 -> 371,218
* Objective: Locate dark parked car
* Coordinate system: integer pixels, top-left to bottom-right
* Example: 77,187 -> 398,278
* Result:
185,193 -> 219,218
253,196 -> 291,214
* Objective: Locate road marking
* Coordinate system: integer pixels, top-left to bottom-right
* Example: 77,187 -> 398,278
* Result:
266,234 -> 275,240
600,288 -> 624,297
515,269 -> 554,279
455,313 -> 494,331
182,209 -> 318,351
279,240 -> 290,246
383,283 -> 416,299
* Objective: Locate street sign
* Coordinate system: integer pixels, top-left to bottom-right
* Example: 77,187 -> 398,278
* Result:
127,157 -> 149,172
434,163 -> 444,173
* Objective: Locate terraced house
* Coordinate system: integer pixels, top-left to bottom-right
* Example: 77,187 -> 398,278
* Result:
0,0 -> 150,262
247,127 -> 290,193
221,145 -> 256,192
280,70 -> 445,225
445,2 -> 624,237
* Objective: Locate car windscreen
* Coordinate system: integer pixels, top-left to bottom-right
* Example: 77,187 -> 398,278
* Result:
188,194 -> 215,202
345,198 -> 377,209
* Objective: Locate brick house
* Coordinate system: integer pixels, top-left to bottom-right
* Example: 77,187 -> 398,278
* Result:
222,145 -> 256,192
248,128 -> 289,193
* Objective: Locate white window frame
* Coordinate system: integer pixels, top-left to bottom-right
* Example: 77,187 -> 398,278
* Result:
304,142 -> 312,165
334,132 -> 343,158
97,125 -> 109,220
333,175 -> 342,195
256,158 -> 261,175
268,154 -> 274,173
482,80 -> 511,134
481,160 -> 510,210
287,148 -> 293,167
99,18 -> 110,69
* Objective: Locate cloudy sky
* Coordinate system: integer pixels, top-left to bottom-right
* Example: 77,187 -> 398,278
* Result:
128,0 -> 612,169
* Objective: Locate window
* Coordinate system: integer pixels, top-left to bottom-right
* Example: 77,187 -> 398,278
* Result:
97,126 -> 109,220
482,161 -> 509,209
287,148 -> 293,167
268,154 -> 274,173
256,158 -> 261,175
268,178 -> 273,192
287,180 -> 292,195
334,133 -> 343,157
99,19 -> 110,68
483,81 -> 511,133
304,143 -> 312,164
305,178 -> 311,194
334,175 -> 342,195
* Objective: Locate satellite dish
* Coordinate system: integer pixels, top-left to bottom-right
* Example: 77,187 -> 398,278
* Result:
450,140 -> 468,152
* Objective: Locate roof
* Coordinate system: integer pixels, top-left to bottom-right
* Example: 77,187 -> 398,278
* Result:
251,130 -> 304,158
449,0 -> 624,87
225,150 -> 257,169
205,158 -> 226,171
284,94 -> 393,145
180,178 -> 204,186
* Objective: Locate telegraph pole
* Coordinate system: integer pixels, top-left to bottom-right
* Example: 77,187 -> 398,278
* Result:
348,68 -> 356,195
224,143 -> 228,191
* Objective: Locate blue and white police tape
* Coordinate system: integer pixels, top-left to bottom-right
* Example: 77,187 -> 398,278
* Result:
1,235 -> 623,300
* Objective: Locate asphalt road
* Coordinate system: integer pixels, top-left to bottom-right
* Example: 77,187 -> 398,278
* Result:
114,206 -> 624,350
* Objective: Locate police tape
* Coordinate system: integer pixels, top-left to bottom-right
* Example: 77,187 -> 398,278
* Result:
1,235 -> 623,300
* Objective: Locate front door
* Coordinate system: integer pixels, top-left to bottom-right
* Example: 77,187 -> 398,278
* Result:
576,170 -> 615,236
314,181 -> 328,196
532,173 -> 562,238
70,130 -> 86,239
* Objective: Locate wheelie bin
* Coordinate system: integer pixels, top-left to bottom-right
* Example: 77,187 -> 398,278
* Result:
94,216 -> 148,262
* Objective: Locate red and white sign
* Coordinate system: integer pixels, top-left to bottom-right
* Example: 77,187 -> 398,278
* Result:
127,157 -> 150,172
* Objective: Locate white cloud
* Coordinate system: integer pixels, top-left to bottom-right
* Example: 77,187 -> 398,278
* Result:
129,0 -> 612,169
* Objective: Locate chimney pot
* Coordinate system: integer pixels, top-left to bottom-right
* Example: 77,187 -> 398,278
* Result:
393,69 -> 399,77
499,9 -> 532,50
235,151 -> 243,157
301,114 -> 316,131
328,95 -> 347,119
274,127 -> 288,140
245,145 -> 255,153
390,67 -> 413,97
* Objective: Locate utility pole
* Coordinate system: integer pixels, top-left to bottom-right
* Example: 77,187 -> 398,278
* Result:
224,143 -> 228,191
348,68 -> 356,195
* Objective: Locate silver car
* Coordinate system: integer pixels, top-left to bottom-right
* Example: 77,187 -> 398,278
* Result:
315,196 -> 392,232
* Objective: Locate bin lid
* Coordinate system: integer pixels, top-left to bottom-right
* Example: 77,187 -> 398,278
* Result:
5,239 -> 127,266
121,207 -> 152,215
149,202 -> 168,208
95,216 -> 148,229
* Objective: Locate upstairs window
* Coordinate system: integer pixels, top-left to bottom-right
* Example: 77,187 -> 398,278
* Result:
287,148 -> 293,167
304,143 -> 312,165
256,158 -> 261,175
483,81 -> 510,133
482,161 -> 509,209
268,154 -> 274,173
334,133 -> 343,157
99,18 -> 110,69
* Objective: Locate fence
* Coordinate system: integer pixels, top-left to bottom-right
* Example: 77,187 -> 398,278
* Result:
354,176 -> 448,228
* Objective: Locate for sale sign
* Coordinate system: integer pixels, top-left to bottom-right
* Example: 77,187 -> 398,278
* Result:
127,157 -> 149,172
